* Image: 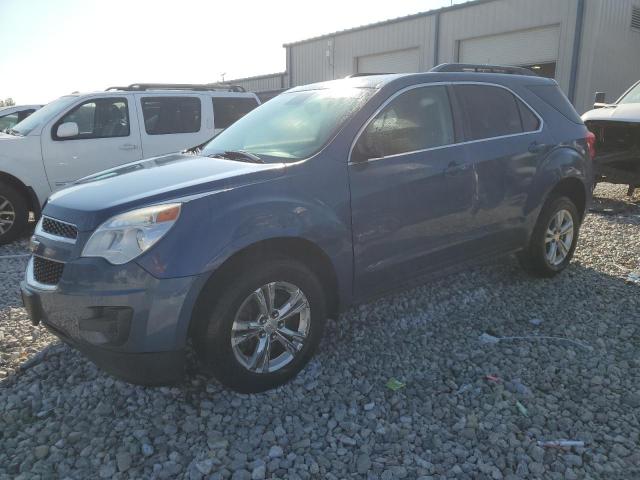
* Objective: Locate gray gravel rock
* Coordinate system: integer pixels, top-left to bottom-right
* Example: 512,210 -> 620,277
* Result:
1,184 -> 640,478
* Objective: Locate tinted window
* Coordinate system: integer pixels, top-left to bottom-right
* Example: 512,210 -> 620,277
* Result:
354,86 -> 454,160
54,98 -> 129,140
17,109 -> 35,122
517,99 -> 540,132
213,97 -> 259,129
455,85 -> 523,141
141,97 -> 201,135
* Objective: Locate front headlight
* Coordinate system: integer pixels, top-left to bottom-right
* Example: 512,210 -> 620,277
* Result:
82,203 -> 181,265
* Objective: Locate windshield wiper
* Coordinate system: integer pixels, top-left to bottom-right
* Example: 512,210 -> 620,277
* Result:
207,150 -> 264,163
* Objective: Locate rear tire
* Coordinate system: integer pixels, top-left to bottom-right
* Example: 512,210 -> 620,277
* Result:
518,195 -> 580,277
193,256 -> 327,393
0,180 -> 29,245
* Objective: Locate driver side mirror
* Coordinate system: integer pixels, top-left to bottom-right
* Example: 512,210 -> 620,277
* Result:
593,92 -> 607,109
56,122 -> 79,138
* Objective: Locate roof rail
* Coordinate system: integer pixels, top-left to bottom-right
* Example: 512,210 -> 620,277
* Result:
344,73 -> 393,78
106,83 -> 246,92
430,63 -> 538,77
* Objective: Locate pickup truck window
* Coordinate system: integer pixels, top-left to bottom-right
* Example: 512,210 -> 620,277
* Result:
619,81 -> 640,104
212,97 -> 259,129
53,98 -> 130,140
141,97 -> 201,135
353,85 -> 454,161
202,87 -> 374,161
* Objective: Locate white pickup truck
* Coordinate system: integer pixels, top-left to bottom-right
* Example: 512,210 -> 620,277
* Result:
0,83 -> 260,243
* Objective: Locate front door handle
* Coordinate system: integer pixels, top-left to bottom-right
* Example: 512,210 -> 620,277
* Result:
119,143 -> 138,151
444,160 -> 466,176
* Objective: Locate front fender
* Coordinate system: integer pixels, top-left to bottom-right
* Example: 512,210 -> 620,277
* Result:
0,135 -> 50,205
136,176 -> 352,295
525,144 -> 590,225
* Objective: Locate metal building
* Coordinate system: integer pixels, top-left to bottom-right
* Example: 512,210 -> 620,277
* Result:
228,0 -> 640,113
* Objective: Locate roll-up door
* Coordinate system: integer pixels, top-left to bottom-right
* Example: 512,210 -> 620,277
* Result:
357,48 -> 420,74
459,25 -> 560,66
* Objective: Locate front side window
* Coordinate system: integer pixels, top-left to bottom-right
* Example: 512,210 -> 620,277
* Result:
141,97 -> 201,135
455,84 -> 539,140
618,81 -> 640,104
201,87 -> 374,162
353,85 -> 455,161
53,98 -> 130,140
212,97 -> 259,129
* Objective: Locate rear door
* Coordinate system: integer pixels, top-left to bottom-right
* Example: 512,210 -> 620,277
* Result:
136,94 -> 212,157
349,84 -> 477,296
452,83 -> 551,249
41,95 -> 142,189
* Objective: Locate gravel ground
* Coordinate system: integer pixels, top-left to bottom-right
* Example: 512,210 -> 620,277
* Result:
1,184 -> 639,480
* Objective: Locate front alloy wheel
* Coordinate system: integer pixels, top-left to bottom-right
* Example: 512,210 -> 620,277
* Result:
0,195 -> 16,236
231,281 -> 310,374
194,256 -> 327,393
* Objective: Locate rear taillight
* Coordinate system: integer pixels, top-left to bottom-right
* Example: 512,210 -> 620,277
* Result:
585,131 -> 596,160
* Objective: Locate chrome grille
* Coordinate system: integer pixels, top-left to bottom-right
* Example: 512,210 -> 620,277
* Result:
33,256 -> 65,285
42,217 -> 78,240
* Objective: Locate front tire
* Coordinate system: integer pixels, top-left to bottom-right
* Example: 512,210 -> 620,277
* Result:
518,195 -> 580,277
193,256 -> 327,393
0,181 -> 29,245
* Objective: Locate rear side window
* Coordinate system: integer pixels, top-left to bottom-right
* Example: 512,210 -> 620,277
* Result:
527,84 -> 582,124
53,98 -> 130,140
353,85 -> 455,161
141,97 -> 201,135
212,97 -> 259,129
455,85 -> 524,141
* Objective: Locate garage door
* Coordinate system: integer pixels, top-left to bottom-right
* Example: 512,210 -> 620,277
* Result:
459,25 -> 560,65
357,48 -> 420,74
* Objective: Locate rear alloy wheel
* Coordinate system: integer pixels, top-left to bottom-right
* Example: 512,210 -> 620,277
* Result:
194,257 -> 327,393
518,195 -> 580,277
0,181 -> 29,245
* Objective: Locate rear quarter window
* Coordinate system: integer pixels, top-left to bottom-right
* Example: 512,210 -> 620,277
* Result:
527,85 -> 582,124
212,97 -> 259,129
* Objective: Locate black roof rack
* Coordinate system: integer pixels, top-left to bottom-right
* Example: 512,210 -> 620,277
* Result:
429,63 -> 538,77
106,83 -> 246,92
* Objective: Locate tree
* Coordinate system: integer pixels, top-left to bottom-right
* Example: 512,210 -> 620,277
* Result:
0,98 -> 15,107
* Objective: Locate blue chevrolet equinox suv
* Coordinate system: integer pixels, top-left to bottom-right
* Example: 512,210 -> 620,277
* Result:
21,65 -> 595,392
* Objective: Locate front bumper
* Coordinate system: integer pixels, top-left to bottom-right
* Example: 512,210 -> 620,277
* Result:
21,256 -> 201,386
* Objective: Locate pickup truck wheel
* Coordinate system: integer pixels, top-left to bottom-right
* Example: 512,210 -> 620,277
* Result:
0,181 -> 29,245
194,257 -> 327,393
518,196 -> 580,277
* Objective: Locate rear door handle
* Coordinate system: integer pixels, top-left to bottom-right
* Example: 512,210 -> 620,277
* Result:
119,143 -> 138,151
528,141 -> 547,154
444,160 -> 466,176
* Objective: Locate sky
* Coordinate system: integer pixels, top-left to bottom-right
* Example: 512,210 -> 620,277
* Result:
0,0 -> 468,104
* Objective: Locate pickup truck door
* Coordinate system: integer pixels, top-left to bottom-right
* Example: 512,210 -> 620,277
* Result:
349,85 -> 477,297
41,95 -> 142,190
135,93 -> 213,157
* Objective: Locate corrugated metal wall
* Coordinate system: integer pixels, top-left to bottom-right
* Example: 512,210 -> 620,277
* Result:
227,73 -> 287,92
576,0 -> 640,113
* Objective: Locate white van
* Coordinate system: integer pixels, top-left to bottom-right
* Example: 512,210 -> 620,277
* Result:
0,84 -> 259,243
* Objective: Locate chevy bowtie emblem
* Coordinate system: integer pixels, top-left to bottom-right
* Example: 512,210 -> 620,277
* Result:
29,236 -> 40,253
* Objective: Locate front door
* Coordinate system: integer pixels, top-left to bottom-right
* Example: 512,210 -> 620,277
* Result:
41,95 -> 142,190
349,85 -> 477,297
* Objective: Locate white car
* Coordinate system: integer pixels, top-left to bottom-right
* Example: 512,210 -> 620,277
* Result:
0,105 -> 42,131
0,84 -> 259,243
582,80 -> 640,195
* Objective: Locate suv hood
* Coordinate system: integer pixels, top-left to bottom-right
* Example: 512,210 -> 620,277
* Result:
45,153 -> 285,231
582,103 -> 640,123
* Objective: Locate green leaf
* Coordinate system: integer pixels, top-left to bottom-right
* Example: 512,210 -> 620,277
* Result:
385,378 -> 406,391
